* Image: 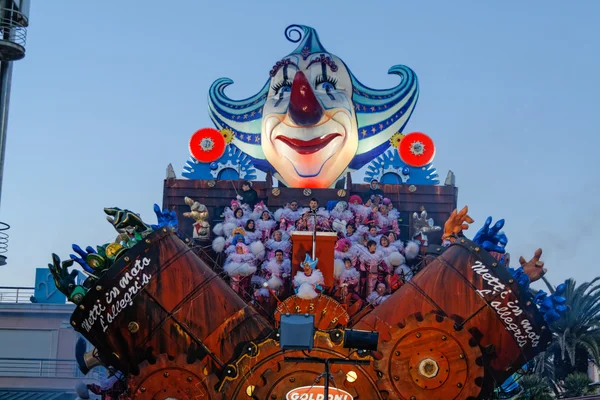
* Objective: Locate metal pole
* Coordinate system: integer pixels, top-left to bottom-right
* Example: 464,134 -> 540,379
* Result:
324,358 -> 330,399
0,49 -> 14,209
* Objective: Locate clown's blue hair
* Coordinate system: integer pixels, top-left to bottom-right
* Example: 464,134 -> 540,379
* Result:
208,24 -> 419,174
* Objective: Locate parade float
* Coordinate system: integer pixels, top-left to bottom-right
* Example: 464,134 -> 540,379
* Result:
50,25 -> 567,400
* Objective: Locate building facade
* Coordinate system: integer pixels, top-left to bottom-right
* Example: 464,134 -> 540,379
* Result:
0,270 -> 103,399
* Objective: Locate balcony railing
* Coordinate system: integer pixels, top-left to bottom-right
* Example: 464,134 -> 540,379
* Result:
0,286 -> 34,303
0,358 -> 106,380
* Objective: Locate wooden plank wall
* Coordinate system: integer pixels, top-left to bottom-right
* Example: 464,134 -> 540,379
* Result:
163,179 -> 458,241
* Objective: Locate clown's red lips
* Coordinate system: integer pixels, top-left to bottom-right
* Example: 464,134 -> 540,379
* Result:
275,133 -> 341,155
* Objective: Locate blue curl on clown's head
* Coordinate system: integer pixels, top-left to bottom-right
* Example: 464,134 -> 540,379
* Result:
208,24 -> 419,189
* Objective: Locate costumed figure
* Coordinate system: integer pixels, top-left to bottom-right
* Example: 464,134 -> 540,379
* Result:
335,257 -> 361,305
388,231 -> 404,252
330,201 -> 354,222
358,240 -> 387,296
222,207 -> 249,237
334,238 -> 358,266
302,198 -> 331,232
378,235 -> 396,257
256,210 -> 277,241
378,204 -> 398,235
275,201 -> 305,233
223,243 -> 257,297
391,252 -> 413,282
254,249 -> 289,298
345,223 -> 360,242
244,219 -> 262,243
265,230 -> 292,259
223,228 -> 247,255
366,281 -> 391,306
293,254 -> 324,300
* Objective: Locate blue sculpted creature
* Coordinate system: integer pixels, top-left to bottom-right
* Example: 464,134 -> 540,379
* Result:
151,203 -> 178,230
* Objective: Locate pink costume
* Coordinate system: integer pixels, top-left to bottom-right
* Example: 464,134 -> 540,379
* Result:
358,247 -> 388,295
366,291 -> 390,306
303,208 -> 331,232
265,233 -> 292,259
330,201 -> 354,224
336,267 -> 361,303
256,213 -> 277,242
254,258 -> 290,297
276,206 -> 305,233
223,243 -> 257,297
334,238 -> 358,266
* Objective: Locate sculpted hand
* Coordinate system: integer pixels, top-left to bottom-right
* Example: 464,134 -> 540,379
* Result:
104,207 -> 152,234
69,244 -> 97,273
473,216 -> 506,253
151,204 -> 178,230
519,248 -> 546,282
442,206 -> 474,240
48,253 -> 79,297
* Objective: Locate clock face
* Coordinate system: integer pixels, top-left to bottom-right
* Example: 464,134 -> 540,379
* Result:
274,294 -> 349,330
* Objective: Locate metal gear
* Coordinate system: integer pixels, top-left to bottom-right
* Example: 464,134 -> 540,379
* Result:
219,332 -> 383,400
410,141 -> 425,156
200,137 -> 215,152
126,353 -> 219,399
374,313 -> 484,400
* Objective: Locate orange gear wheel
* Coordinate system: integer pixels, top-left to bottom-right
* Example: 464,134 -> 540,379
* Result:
216,332 -> 384,400
126,353 -> 219,399
374,313 -> 484,400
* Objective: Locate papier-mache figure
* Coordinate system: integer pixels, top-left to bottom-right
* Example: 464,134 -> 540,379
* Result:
293,254 -> 324,300
223,243 -> 257,297
412,206 -> 442,246
183,196 -> 211,240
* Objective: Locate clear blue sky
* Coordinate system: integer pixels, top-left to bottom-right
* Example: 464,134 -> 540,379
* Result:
0,1 -> 598,288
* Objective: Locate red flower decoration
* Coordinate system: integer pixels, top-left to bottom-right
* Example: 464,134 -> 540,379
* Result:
398,132 -> 435,167
189,128 -> 226,163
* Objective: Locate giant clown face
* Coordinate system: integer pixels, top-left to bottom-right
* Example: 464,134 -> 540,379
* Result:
207,25 -> 420,188
261,53 -> 358,187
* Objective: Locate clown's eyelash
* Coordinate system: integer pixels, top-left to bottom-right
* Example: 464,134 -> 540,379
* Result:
314,74 -> 338,89
271,80 -> 292,94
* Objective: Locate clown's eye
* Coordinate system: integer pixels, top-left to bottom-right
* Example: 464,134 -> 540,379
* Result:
271,80 -> 292,95
314,75 -> 338,91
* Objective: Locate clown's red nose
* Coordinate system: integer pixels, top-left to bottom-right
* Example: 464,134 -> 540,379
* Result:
288,71 -> 324,126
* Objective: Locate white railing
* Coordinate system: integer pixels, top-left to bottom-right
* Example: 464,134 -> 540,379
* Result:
0,357 -> 105,380
0,286 -> 34,303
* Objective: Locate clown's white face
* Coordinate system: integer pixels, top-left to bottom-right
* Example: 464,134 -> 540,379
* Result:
262,53 -> 358,188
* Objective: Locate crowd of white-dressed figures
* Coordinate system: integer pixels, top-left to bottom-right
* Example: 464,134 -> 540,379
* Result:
211,194 -> 422,311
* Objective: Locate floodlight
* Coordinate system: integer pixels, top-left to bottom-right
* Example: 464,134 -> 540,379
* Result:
343,329 -> 379,351
279,314 -> 315,351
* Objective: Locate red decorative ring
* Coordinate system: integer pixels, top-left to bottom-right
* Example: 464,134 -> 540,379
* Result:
398,132 -> 435,167
189,128 -> 226,163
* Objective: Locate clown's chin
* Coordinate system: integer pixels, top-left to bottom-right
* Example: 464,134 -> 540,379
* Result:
274,134 -> 344,177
